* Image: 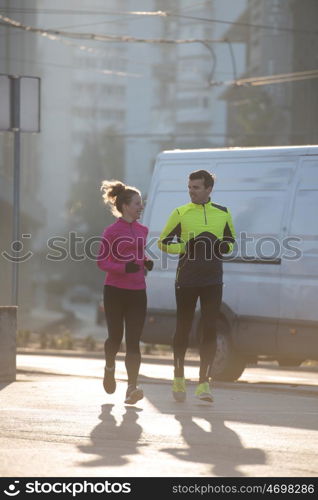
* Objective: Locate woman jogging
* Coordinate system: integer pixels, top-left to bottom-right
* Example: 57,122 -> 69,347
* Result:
97,180 -> 153,405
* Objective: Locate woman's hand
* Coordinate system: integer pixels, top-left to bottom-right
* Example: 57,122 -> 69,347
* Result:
144,260 -> 154,271
125,262 -> 140,273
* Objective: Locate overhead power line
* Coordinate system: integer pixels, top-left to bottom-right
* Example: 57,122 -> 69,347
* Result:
0,14 -> 226,44
1,14 -> 318,87
0,6 -> 317,35
0,8 -> 167,16
211,69 -> 318,87
0,15 -> 143,77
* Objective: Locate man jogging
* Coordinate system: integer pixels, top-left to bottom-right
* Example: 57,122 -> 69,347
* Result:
158,170 -> 235,402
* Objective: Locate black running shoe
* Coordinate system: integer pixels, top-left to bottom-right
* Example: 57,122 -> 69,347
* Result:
103,366 -> 116,394
124,385 -> 144,405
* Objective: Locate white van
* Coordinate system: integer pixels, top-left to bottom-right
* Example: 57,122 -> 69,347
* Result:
141,145 -> 318,381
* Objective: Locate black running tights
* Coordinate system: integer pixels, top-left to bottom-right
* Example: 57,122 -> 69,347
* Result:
103,285 -> 147,386
174,284 -> 223,383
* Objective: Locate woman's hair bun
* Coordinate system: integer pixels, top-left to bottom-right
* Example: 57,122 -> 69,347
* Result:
109,182 -> 126,198
100,180 -> 125,201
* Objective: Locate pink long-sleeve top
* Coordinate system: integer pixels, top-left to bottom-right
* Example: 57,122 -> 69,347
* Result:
97,218 -> 149,290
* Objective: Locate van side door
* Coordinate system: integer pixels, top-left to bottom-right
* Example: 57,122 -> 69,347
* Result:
212,156 -> 296,356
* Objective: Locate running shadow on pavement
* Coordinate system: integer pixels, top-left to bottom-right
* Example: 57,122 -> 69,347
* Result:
143,380 -> 266,477
77,404 -> 145,468
161,408 -> 265,476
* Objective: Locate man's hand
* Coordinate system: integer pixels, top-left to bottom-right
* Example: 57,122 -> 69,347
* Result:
125,262 -> 140,273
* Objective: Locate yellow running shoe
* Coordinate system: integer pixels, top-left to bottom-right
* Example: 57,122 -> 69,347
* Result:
195,382 -> 213,402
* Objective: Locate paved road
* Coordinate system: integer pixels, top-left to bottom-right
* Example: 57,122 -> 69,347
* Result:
0,354 -> 317,478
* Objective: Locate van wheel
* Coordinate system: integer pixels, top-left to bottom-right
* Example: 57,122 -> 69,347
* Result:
211,325 -> 246,382
277,358 -> 303,367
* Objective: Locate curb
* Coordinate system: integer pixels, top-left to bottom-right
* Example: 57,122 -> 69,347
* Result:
16,366 -> 318,398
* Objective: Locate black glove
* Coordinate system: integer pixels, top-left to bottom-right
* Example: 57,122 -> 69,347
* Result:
214,240 -> 230,259
125,262 -> 140,273
144,260 -> 154,271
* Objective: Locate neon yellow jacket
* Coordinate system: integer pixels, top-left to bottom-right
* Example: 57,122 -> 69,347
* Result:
158,199 -> 236,286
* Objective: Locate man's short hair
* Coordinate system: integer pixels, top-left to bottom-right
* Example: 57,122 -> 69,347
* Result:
189,170 -> 215,189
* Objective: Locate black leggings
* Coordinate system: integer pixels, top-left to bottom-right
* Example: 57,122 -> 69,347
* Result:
103,285 -> 147,386
174,284 -> 223,383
